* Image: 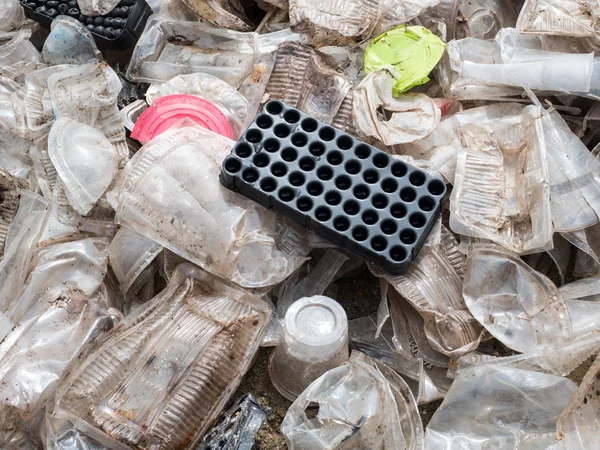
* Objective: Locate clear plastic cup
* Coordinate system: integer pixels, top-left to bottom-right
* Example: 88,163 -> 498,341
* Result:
268,295 -> 349,401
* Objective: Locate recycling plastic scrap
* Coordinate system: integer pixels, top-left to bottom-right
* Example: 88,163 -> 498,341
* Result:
2,0 -> 600,449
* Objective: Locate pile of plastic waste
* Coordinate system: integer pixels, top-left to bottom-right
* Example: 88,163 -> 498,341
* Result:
0,0 -> 600,449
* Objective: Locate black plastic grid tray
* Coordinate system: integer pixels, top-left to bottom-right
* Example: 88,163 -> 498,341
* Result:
220,101 -> 447,275
20,0 -> 151,51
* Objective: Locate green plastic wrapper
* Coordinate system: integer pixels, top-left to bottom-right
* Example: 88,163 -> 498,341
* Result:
364,25 -> 446,95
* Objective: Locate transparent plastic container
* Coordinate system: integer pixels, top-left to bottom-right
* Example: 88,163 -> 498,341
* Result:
268,295 -> 349,401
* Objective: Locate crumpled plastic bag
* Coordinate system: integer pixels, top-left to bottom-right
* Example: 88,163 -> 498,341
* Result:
450,105 -> 553,254
110,123 -> 310,289
41,16 -> 102,66
0,0 -> 25,33
48,118 -> 118,215
353,70 -> 441,146
281,351 -> 423,450
425,363 -> 577,449
146,73 -> 253,138
0,30 -> 41,82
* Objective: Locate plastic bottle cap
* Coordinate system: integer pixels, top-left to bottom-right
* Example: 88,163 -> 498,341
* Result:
131,94 -> 233,143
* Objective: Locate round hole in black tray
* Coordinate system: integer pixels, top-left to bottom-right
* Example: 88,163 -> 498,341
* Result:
307,181 -> 324,196
246,129 -> 262,143
327,151 -> 343,165
291,132 -> 308,147
224,157 -> 241,174
381,220 -> 397,235
371,236 -> 388,252
274,124 -> 290,138
333,216 -> 350,232
337,135 -> 353,150
392,161 -> 407,178
363,169 -> 379,184
319,126 -> 335,141
235,143 -> 253,158
266,101 -> 283,115
400,229 -> 417,245
390,246 -> 407,262
352,226 -> 369,242
284,109 -> 300,124
335,175 -> 351,190
391,203 -> 407,219
409,212 -> 426,228
353,184 -> 370,200
264,138 -> 280,153
325,191 -> 341,206
315,206 -> 332,222
242,168 -> 259,183
344,200 -> 360,215
310,142 -> 325,156
419,196 -> 435,212
256,114 -> 273,129
279,187 -> 295,202
317,166 -> 333,181
253,153 -> 270,167
373,153 -> 390,168
372,194 -> 388,209
289,171 -> 306,186
297,196 -> 313,212
382,178 -> 398,193
281,147 -> 298,162
302,118 -> 318,132
355,144 -> 371,159
362,209 -> 379,225
271,162 -> 288,177
345,160 -> 361,175
409,171 -> 426,186
428,179 -> 446,196
400,187 -> 416,202
260,178 -> 277,193
299,156 -> 316,171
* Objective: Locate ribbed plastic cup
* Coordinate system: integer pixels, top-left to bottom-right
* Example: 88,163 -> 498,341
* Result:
268,295 -> 349,401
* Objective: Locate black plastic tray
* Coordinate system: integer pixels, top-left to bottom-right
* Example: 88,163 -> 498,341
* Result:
220,101 -> 447,275
20,0 -> 151,51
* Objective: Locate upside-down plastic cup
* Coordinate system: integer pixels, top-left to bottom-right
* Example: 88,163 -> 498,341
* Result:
131,94 -> 233,143
268,295 -> 349,401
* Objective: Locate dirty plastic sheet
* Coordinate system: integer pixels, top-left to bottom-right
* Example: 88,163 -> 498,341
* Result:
146,73 -> 253,138
288,0 -> 440,46
556,353 -> 600,449
400,103 -> 525,183
425,364 -> 577,450
0,77 -> 31,140
463,243 -> 572,357
371,226 -> 484,357
108,226 -> 163,295
0,167 -> 29,256
52,263 -> 270,450
542,109 -> 600,232
179,0 -> 253,31
349,315 -> 449,404
0,30 -> 41,82
449,105 -> 553,254
265,42 -> 351,124
281,351 -> 423,450
41,16 -> 102,66
197,394 -> 269,450
0,130 -> 32,180
517,0 -> 600,38
111,124 -> 310,289
353,70 -> 441,146
48,118 -> 118,215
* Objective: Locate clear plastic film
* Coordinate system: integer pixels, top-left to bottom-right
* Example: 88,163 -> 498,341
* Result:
0,167 -> 29,256
425,363 -> 577,449
449,105 -> 553,254
371,226 -> 485,358
179,0 -> 253,31
0,0 -> 26,33
281,351 -> 424,450
51,263 -> 270,450
0,30 -> 41,82
41,16 -> 102,66
111,123 -> 310,289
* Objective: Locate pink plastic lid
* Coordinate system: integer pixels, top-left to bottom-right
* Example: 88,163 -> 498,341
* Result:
131,94 -> 233,143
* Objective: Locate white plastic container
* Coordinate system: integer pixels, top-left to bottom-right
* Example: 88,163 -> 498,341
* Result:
268,295 -> 349,401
